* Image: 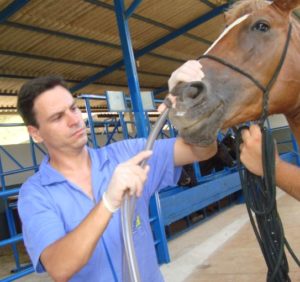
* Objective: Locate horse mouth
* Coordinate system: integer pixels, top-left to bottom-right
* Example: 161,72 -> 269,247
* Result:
170,101 -> 225,146
182,102 -> 224,131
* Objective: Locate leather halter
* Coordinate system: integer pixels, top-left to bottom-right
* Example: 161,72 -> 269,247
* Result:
198,23 -> 292,125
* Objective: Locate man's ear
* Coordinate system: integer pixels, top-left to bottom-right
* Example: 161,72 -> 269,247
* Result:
27,125 -> 43,143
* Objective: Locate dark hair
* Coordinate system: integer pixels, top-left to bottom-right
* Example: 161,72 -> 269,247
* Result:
17,75 -> 68,127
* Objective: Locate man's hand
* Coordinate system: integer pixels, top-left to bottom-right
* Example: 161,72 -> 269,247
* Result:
240,125 -> 264,176
158,60 -> 204,113
239,124 -> 282,176
168,60 -> 204,92
104,150 -> 152,211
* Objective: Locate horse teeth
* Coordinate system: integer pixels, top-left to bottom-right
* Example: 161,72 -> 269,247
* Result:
176,111 -> 186,116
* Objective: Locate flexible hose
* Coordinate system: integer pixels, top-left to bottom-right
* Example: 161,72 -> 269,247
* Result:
121,107 -> 170,282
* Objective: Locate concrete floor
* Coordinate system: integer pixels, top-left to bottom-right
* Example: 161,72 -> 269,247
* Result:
161,191 -> 300,282
1,191 -> 300,281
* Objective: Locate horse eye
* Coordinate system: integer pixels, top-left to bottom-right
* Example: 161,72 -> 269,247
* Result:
252,21 -> 270,32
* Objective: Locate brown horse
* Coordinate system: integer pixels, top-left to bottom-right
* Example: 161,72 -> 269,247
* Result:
169,0 -> 300,146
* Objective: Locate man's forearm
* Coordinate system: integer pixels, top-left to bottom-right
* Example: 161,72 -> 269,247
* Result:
41,201 -> 112,281
174,137 -> 217,166
276,160 -> 300,201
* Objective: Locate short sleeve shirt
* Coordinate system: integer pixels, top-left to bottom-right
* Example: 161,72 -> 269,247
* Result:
18,138 -> 181,282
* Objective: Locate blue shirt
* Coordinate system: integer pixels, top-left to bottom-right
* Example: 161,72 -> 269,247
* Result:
18,138 -> 181,282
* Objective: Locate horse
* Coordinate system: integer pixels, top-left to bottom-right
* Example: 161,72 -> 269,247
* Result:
169,0 -> 300,147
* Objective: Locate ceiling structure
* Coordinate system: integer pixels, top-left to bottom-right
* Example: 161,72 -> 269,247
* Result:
0,0 -> 299,113
0,0 -> 229,112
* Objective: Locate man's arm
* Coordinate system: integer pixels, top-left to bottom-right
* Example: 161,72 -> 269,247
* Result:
240,124 -> 300,201
41,201 -> 112,281
40,150 -> 152,281
174,137 -> 217,166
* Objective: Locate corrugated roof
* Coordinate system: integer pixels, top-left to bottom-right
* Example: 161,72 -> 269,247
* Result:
0,0 -> 229,111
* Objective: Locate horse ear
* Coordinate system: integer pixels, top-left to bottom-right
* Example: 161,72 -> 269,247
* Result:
272,0 -> 300,12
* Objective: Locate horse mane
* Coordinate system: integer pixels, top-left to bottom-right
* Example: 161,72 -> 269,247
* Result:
225,0 -> 271,24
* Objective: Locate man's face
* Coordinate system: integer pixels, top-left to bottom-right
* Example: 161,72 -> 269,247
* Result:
28,85 -> 87,153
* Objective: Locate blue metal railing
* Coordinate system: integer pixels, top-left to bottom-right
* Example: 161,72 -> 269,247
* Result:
0,123 -> 45,281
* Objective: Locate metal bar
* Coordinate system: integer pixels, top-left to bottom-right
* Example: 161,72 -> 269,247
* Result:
114,0 -> 148,138
1,166 -> 38,177
0,123 -> 25,127
0,188 -> 20,198
118,113 -> 129,139
86,0 -> 212,45
0,234 -> 23,248
71,4 -> 227,92
132,4 -> 228,58
4,21 -> 120,50
84,98 -> 98,148
4,201 -> 21,270
0,73 -> 159,90
0,49 -> 106,68
153,86 -> 168,96
33,143 -> 46,155
199,0 -> 217,9
1,266 -> 34,282
125,0 -> 142,18
0,0 -> 29,24
149,193 -> 170,263
29,137 -> 39,173
3,21 -> 183,64
0,50 -> 170,78
0,146 -> 24,169
105,120 -> 121,145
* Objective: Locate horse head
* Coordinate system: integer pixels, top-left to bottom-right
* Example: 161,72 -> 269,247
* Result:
169,0 -> 300,146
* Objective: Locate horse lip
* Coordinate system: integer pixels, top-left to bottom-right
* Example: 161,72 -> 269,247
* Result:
175,111 -> 186,117
181,102 -> 224,130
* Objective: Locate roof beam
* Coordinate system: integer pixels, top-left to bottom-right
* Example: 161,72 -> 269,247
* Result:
71,4 -> 228,92
3,21 -> 183,64
0,50 -> 170,78
0,74 -> 163,91
0,0 -> 29,24
199,0 -> 217,9
125,0 -> 142,18
85,0 -> 212,45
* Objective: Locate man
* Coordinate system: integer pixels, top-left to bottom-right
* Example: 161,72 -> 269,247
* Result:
240,124 -> 300,201
17,60 -> 216,282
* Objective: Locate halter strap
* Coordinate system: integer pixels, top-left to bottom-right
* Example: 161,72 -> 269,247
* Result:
198,23 -> 292,125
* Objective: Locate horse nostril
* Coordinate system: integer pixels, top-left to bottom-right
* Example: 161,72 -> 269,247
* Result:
184,81 -> 206,100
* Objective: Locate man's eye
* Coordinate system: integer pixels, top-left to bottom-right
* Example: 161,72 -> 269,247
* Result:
53,115 -> 62,121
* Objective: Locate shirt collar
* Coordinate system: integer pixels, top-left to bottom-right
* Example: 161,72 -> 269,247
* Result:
39,146 -> 109,186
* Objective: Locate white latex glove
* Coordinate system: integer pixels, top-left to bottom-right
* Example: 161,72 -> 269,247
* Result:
168,60 -> 204,92
103,150 -> 152,212
158,60 -> 204,113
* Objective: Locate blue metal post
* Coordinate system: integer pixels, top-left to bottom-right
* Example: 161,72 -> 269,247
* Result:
29,137 -> 39,173
71,4 -> 227,92
118,112 -> 129,140
125,0 -> 143,18
291,133 -> 300,166
0,153 -> 21,270
83,98 -> 98,148
114,0 -> 148,138
149,193 -> 170,264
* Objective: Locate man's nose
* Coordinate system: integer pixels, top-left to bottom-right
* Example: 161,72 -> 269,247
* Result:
67,111 -> 80,127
